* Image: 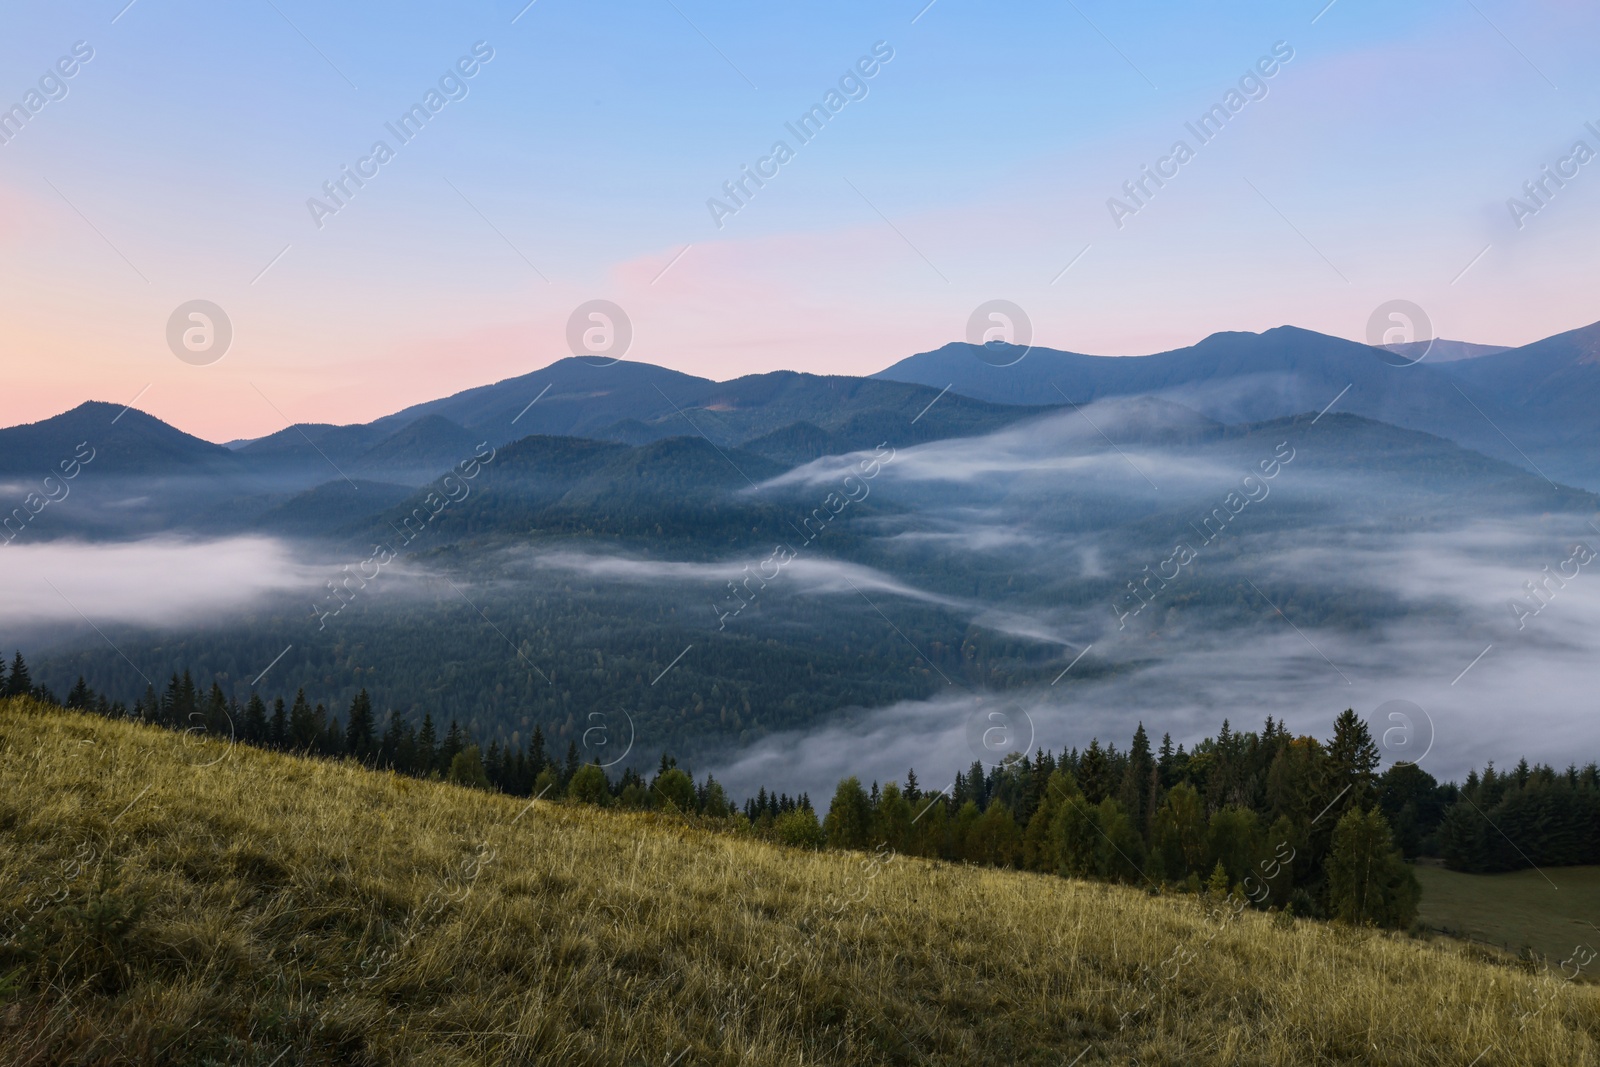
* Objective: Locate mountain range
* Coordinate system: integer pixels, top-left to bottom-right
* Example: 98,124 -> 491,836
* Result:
3,318 -> 1597,546
874,320 -> 1600,489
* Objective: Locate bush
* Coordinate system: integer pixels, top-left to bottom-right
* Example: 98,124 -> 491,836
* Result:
568,763 -> 611,806
447,745 -> 491,790
774,808 -> 825,849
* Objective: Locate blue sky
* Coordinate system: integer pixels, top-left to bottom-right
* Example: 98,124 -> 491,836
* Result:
2,0 -> 1597,439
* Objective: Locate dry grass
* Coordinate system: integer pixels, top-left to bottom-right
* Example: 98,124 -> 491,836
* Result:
0,697 -> 1595,1066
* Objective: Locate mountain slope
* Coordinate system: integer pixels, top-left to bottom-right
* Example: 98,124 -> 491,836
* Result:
0,402 -> 235,478
1,699 -> 1593,1066
875,323 -> 1600,488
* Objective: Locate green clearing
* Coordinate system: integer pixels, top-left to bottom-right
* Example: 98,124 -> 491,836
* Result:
1415,861 -> 1600,973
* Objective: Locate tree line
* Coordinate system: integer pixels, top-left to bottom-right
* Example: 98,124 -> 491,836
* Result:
7,651 -> 1596,929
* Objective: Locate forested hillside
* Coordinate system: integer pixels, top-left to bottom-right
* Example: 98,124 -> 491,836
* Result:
1,697 -> 1595,1065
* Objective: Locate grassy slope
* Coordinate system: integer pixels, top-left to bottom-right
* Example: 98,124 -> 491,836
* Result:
1414,862 -> 1600,967
0,699 -> 1596,1067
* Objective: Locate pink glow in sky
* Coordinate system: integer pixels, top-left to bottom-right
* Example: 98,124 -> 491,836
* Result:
2,0 -> 1596,442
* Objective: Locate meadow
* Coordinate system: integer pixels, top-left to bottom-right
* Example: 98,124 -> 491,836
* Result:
1,697 -> 1596,1066
1414,861 -> 1600,971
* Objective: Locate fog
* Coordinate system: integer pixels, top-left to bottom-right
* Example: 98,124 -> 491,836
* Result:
0,537 -> 322,627
709,544 -> 1600,803
708,403 -> 1600,796
8,395 -> 1597,800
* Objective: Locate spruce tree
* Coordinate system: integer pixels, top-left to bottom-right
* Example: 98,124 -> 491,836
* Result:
345,690 -> 375,760
1078,741 -> 1111,803
441,720 -> 464,771
269,697 -> 288,749
528,726 -> 547,779
378,713 -> 404,768
205,683 -> 229,737
417,713 -> 438,774
243,693 -> 268,744
67,676 -> 91,709
288,689 -> 317,751
6,652 -> 31,697
1328,708 -> 1381,811
563,741 -> 581,788
1117,723 -> 1154,831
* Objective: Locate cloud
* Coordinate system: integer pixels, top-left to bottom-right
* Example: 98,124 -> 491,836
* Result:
0,537 -> 325,628
706,496 -> 1600,799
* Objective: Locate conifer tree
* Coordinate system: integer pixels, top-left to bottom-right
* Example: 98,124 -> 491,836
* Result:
1078,740 -> 1111,803
378,713 -> 404,768
563,740 -> 581,788
288,689 -> 317,751
1117,723 -> 1155,831
67,676 -> 91,709
1327,708 -> 1381,812
417,713 -> 438,774
204,683 -> 229,737
441,720 -> 464,771
269,697 -> 288,749
243,693 -> 268,744
7,652 -> 34,697
527,725 -> 547,779
344,690 -> 375,760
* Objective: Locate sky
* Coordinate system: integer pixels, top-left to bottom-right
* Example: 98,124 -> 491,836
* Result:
2,0 -> 1598,442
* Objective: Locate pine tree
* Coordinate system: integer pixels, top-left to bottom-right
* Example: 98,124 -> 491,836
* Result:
160,673 -> 182,727
288,689 -> 317,751
527,726 -> 547,779
563,741 -> 581,788
178,670 -> 198,725
417,713 -> 438,775
344,690 -> 375,760
269,697 -> 288,748
67,676 -> 91,709
1117,723 -> 1154,831
441,720 -> 464,771
1205,859 -> 1231,901
243,693 -> 268,744
321,712 -> 344,756
967,761 -> 988,808
204,683 -> 229,738
6,652 -> 31,697
1078,740 -> 1111,803
1328,708 -> 1381,811
378,713 -> 404,769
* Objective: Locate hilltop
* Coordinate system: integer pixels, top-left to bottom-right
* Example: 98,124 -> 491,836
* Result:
1,698 -> 1594,1065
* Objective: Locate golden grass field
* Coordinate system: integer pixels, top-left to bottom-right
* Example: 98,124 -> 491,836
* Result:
1,697 -> 1596,1066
